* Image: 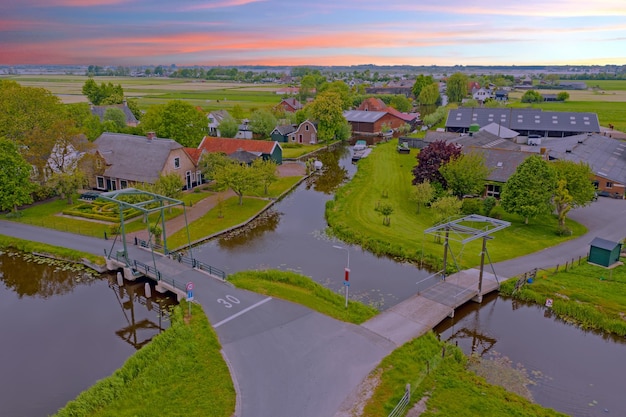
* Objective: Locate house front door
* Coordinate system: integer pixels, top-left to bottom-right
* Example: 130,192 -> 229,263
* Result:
186,171 -> 192,190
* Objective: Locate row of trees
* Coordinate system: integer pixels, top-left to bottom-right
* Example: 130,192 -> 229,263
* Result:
411,141 -> 596,230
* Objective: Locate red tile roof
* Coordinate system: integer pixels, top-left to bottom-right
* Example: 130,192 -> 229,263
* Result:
198,136 -> 280,155
386,107 -> 417,122
358,97 -> 387,111
184,147 -> 203,164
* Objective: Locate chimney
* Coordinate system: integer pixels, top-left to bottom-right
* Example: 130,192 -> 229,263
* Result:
147,131 -> 156,141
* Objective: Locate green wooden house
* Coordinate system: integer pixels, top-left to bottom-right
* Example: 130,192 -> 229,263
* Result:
588,237 -> 622,267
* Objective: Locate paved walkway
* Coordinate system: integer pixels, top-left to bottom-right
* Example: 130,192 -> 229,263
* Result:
126,162 -> 306,243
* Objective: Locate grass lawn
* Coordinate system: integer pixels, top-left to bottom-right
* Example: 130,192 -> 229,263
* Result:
326,140 -> 585,270
248,176 -> 302,198
167,196 -> 269,249
500,257 -> 626,336
54,303 -> 235,417
361,332 -> 565,417
282,143 -> 327,159
228,270 -> 378,324
0,234 -> 104,266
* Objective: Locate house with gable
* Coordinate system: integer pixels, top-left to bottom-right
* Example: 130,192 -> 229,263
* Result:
547,133 -> 626,199
270,124 -> 297,143
472,88 -> 493,103
91,132 -> 201,191
288,120 -> 318,144
276,98 -> 303,113
198,136 -> 283,165
207,110 -> 230,137
90,101 -> 139,127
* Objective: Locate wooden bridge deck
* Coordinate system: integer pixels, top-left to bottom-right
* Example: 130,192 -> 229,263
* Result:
362,268 -> 499,346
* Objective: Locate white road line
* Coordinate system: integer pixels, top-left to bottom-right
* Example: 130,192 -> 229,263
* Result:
213,297 -> 273,328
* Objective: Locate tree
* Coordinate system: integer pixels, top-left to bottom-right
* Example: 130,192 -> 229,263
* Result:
318,81 -> 353,110
64,103 -> 103,140
153,172 -> 184,199
82,79 -> 124,105
0,80 -> 62,145
412,75 -> 435,98
218,115 -> 240,138
125,98 -> 142,121
418,82 -> 440,105
552,160 -> 595,228
215,162 -> 261,205
410,180 -> 434,213
521,90 -> 543,103
557,91 -> 570,101
439,152 -> 491,198
141,100 -> 207,147
375,202 -> 394,226
231,104 -> 245,121
48,168 -> 86,205
500,155 -> 556,224
252,158 -> 278,195
0,138 -> 35,213
306,91 -> 349,142
431,195 -> 463,224
198,152 -> 231,182
104,108 -> 127,131
389,95 -> 412,112
249,109 -> 277,139
412,140 -> 461,188
446,72 -> 469,103
421,106 -> 447,128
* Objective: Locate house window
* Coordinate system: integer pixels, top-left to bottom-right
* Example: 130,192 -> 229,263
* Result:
120,180 -> 128,189
96,176 -> 105,190
305,124 -> 309,131
96,158 -> 102,169
606,182 -> 613,188
174,157 -> 180,169
486,184 -> 501,198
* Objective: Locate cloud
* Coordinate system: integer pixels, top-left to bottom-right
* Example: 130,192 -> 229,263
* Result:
182,0 -> 265,11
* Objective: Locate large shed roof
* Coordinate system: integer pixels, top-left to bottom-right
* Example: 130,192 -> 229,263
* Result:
446,108 -> 600,133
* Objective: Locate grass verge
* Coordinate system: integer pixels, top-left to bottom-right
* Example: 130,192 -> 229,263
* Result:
54,302 -> 235,417
500,257 -> 626,336
361,332 -> 566,417
282,143 -> 326,159
0,234 -> 104,266
228,269 -> 378,324
167,196 -> 268,249
325,140 -> 585,270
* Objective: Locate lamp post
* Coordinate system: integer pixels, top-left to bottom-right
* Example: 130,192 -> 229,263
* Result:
333,245 -> 350,308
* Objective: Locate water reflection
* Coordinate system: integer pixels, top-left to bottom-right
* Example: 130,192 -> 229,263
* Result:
0,251 -> 178,417
0,250 -> 98,298
305,146 -> 350,194
436,294 -> 626,416
218,210 -> 281,249
107,275 -> 176,349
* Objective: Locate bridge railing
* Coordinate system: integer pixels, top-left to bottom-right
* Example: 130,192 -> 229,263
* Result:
195,260 -> 227,281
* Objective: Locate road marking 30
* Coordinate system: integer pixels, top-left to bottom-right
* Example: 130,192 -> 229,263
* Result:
213,297 -> 272,328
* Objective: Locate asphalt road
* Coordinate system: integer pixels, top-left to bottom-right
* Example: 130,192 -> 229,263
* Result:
2,196 -> 625,416
491,196 -> 626,278
0,221 -> 395,417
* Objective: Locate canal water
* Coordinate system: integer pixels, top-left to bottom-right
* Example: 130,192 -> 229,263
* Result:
195,145 -> 626,417
435,294 -> 626,417
3,144 -> 625,416
194,146 -> 433,309
0,250 -> 176,417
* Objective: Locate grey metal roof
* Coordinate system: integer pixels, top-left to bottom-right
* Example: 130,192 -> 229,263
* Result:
272,124 -> 296,136
228,149 -> 261,164
589,237 -> 620,251
91,104 -> 138,125
451,130 -> 523,151
94,132 -> 182,184
343,110 -> 387,123
547,133 -> 626,184
446,108 -> 600,133
463,146 -> 535,183
479,122 -> 519,139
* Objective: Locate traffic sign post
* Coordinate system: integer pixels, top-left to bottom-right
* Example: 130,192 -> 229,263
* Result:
344,267 -> 350,308
186,282 -> 194,316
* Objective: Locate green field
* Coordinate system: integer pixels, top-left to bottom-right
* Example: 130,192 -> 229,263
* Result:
3,75 -> 287,115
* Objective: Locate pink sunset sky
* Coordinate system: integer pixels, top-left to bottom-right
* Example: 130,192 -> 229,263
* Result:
1,0 -> 625,66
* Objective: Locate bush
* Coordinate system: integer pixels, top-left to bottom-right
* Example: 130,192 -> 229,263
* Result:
483,196 -> 497,217
461,198 -> 482,215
